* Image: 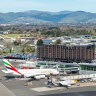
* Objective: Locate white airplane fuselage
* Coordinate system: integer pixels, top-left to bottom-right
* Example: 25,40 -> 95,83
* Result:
10,68 -> 59,77
2,59 -> 59,79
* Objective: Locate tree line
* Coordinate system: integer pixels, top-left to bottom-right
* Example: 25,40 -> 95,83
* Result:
0,24 -> 96,36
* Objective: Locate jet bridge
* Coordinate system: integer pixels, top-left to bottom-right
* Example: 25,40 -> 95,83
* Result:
60,74 -> 96,80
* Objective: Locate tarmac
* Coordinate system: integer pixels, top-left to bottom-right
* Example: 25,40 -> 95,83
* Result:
0,82 -> 15,96
1,60 -> 96,96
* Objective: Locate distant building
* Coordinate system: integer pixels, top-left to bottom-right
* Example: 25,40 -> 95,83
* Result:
43,39 -> 52,44
37,44 -> 95,63
3,31 -> 9,34
34,39 -> 53,45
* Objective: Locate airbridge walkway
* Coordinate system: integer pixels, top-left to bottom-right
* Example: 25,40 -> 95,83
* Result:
60,74 -> 96,80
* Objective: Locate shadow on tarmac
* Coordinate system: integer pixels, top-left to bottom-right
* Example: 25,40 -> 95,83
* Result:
4,75 -> 15,80
26,78 -> 40,82
39,91 -> 96,96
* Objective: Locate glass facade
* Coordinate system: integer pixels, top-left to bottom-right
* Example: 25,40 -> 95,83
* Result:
37,61 -> 79,72
80,65 -> 96,71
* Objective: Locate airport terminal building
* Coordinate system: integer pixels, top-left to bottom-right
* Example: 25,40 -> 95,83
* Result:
37,44 -> 95,63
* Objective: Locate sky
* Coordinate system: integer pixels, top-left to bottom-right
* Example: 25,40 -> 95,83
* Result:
0,0 -> 96,13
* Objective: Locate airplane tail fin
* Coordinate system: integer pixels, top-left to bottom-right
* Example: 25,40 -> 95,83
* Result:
2,59 -> 22,75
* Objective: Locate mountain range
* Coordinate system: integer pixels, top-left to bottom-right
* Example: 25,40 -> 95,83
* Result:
0,10 -> 96,24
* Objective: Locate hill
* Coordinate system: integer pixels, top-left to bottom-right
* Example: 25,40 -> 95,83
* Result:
0,10 -> 96,24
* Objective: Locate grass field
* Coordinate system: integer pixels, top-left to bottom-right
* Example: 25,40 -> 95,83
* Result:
1,34 -> 30,37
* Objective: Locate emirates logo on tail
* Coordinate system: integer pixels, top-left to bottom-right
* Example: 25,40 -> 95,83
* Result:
3,59 -> 22,75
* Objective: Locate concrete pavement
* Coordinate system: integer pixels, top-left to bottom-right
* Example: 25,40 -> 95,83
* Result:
0,82 -> 15,96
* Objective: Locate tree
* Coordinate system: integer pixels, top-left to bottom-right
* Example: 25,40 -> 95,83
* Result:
21,48 -> 25,53
26,46 -> 34,53
55,39 -> 61,45
13,41 -> 21,46
37,39 -> 43,46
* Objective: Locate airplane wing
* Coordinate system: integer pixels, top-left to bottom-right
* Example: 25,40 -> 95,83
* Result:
2,70 -> 11,73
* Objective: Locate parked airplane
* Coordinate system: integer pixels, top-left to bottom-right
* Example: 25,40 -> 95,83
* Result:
58,79 -> 76,87
48,78 -> 76,87
2,59 -> 59,79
